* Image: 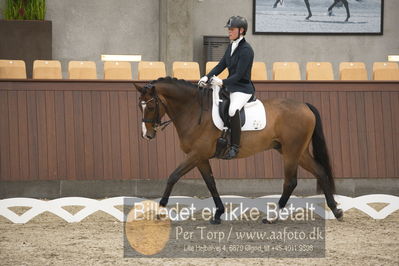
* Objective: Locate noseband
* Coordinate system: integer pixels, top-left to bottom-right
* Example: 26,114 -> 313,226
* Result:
140,83 -> 172,131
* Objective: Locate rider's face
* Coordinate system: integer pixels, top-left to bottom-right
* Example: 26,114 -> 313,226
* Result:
228,27 -> 243,40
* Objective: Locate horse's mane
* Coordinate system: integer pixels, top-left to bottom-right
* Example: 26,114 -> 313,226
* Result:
153,76 -> 197,90
152,76 -> 212,112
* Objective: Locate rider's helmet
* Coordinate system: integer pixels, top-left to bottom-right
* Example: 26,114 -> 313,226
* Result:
224,16 -> 248,35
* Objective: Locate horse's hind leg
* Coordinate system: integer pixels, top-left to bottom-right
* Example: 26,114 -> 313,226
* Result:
328,0 -> 338,16
273,0 -> 281,8
197,160 -> 225,224
342,0 -> 350,21
263,146 -> 301,223
299,150 -> 343,220
279,157 -> 299,208
304,0 -> 312,20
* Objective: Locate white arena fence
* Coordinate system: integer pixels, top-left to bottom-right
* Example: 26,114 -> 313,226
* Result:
0,195 -> 398,224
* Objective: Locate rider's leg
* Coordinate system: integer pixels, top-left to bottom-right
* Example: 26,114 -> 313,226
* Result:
223,110 -> 241,160
223,92 -> 252,160
228,92 -> 252,117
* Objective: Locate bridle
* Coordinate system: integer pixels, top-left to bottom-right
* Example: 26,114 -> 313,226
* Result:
140,83 -> 173,131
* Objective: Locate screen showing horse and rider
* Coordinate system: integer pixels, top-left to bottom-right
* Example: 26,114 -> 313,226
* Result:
253,0 -> 383,34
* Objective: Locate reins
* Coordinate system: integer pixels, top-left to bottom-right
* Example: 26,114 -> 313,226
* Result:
197,84 -> 211,125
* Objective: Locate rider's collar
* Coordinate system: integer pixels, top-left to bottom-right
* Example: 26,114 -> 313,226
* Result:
232,35 -> 244,44
231,36 -> 244,55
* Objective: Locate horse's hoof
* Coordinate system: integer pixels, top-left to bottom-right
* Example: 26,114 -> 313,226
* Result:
159,198 -> 167,208
156,214 -> 167,220
210,218 -> 221,225
262,217 -> 277,224
306,15 -> 312,20
345,18 -> 349,22
262,218 -> 271,224
334,208 -> 344,221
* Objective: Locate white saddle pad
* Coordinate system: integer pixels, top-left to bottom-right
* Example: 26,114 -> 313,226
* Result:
211,85 -> 266,131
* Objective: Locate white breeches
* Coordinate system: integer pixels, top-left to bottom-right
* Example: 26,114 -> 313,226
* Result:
229,92 -> 252,117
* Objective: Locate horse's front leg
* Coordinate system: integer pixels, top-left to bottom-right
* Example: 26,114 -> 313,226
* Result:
197,160 -> 225,224
159,155 -> 199,207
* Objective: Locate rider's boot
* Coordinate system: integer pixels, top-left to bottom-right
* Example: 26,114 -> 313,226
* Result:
222,110 -> 241,160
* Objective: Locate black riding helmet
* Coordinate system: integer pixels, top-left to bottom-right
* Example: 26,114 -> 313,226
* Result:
225,16 -> 248,35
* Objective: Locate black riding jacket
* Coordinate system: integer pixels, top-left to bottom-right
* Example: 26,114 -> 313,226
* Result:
206,38 -> 255,94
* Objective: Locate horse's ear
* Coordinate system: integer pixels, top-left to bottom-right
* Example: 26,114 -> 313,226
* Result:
133,83 -> 144,93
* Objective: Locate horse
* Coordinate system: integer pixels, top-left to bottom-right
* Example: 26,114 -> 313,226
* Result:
273,0 -> 353,22
134,77 -> 343,224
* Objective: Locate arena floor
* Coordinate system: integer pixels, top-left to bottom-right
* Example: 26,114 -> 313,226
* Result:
0,207 -> 398,265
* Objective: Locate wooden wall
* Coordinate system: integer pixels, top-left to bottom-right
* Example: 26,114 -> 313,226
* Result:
0,80 -> 398,181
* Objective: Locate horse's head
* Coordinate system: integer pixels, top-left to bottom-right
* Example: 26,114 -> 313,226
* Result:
134,82 -> 168,140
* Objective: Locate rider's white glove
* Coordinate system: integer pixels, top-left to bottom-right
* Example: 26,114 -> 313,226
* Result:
210,75 -> 223,87
198,76 -> 208,87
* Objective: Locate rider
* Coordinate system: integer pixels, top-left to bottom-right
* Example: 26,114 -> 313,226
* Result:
198,15 -> 255,160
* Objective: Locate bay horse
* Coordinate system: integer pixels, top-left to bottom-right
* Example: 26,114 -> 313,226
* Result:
273,0 -> 353,22
134,77 -> 343,224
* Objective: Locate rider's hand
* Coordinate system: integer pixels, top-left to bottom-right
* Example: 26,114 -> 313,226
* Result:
198,76 -> 208,87
210,75 -> 223,87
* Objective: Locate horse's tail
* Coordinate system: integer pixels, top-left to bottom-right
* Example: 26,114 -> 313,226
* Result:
305,103 -> 335,194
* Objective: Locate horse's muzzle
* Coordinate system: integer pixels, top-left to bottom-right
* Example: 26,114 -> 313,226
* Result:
145,134 -> 155,140
143,130 -> 156,140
